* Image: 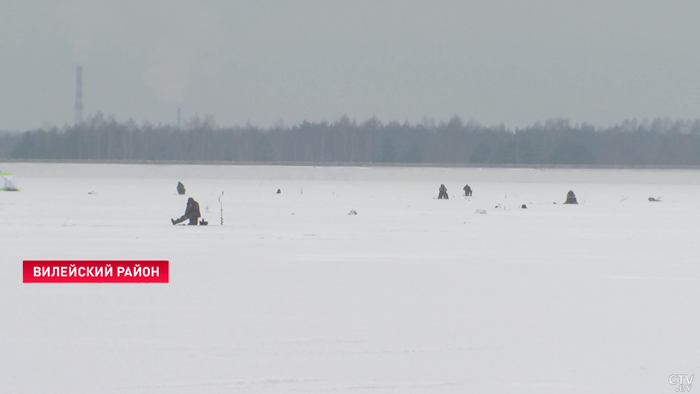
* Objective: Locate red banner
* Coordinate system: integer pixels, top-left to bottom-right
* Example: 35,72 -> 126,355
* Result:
23,261 -> 169,283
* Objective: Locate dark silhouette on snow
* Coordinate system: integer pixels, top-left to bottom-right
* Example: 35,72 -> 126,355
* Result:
463,184 -> 472,196
172,197 -> 201,225
438,184 -> 449,199
564,190 -> 578,204
176,182 -> 186,195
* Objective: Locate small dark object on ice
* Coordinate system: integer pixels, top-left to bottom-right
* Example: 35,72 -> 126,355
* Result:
564,190 -> 578,204
172,197 -> 201,225
199,219 -> 208,225
648,197 -> 661,202
176,182 -> 186,195
438,184 -> 449,199
276,189 -> 281,194
463,184 -> 472,196
521,204 -> 527,209
348,209 -> 358,215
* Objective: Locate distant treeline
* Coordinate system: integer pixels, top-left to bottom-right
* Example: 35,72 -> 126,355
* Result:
5,113 -> 700,165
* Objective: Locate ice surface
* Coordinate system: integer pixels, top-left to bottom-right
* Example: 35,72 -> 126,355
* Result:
1,163 -> 699,393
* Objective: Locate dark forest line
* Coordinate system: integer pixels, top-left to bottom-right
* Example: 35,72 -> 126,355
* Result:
4,114 -> 700,165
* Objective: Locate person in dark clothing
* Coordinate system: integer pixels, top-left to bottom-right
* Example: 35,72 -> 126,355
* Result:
176,182 -> 186,195
564,190 -> 578,204
172,197 -> 201,225
438,184 -> 449,199
463,184 -> 472,197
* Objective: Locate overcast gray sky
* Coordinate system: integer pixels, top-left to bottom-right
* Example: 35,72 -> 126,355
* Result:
1,0 -> 699,130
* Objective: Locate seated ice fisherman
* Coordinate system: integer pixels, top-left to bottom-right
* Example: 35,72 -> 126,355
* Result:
176,182 -> 186,195
172,197 -> 201,225
463,184 -> 472,196
564,190 -> 578,204
438,184 -> 449,199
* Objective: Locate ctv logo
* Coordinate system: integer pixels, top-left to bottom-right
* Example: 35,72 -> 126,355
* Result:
669,374 -> 694,392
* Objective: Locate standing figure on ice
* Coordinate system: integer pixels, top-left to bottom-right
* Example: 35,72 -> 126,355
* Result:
176,181 -> 186,195
463,184 -> 472,197
438,184 -> 449,199
172,197 -> 201,225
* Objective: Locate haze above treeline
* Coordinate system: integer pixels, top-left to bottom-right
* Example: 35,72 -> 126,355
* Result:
3,114 -> 700,166
3,1 -> 700,131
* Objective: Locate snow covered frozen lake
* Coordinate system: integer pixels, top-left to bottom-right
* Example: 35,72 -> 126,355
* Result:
1,163 -> 699,393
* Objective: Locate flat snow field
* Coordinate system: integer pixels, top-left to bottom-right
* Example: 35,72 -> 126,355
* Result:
1,163 -> 699,394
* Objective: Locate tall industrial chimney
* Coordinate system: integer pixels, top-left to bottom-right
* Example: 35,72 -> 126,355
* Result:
74,66 -> 83,125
